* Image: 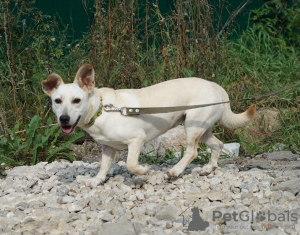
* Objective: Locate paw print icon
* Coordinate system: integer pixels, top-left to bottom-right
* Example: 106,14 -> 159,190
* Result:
256,211 -> 266,222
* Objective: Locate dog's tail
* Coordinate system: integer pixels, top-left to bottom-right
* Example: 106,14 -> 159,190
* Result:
220,103 -> 256,129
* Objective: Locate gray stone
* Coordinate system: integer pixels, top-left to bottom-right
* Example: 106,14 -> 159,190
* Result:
133,177 -> 147,188
100,217 -> 136,235
242,199 -> 251,206
234,183 -> 250,189
15,202 -> 29,211
45,202 -> 62,209
41,175 -> 57,191
266,228 -> 289,235
156,220 -> 167,228
272,178 -> 300,195
68,203 -> 84,212
128,195 -> 137,201
284,162 -> 300,170
166,221 -> 173,229
24,217 -> 35,224
6,166 -> 35,179
145,203 -> 158,216
56,167 -> 78,183
26,179 -> 38,188
223,220 -> 252,234
149,173 -> 164,186
207,192 -> 224,201
37,173 -> 50,180
62,196 -> 75,204
28,200 -> 44,209
132,222 -> 147,234
172,178 -> 184,185
240,162 -> 272,171
56,186 -> 70,196
77,166 -> 89,175
155,205 -> 181,221
98,210 -> 114,222
135,191 -> 145,201
89,167 -> 100,177
142,126 -> 186,157
262,151 -> 299,161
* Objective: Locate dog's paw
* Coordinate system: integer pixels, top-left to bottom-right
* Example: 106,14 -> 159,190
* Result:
85,177 -> 105,188
140,164 -> 151,174
131,164 -> 150,175
166,167 -> 182,178
199,165 -> 217,176
166,170 -> 178,178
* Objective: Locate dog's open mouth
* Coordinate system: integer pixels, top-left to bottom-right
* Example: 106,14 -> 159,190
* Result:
61,116 -> 81,134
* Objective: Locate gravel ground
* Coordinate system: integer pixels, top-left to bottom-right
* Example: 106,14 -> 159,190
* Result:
0,151 -> 300,235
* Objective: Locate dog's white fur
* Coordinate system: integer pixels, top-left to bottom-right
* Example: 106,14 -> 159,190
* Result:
42,64 -> 256,187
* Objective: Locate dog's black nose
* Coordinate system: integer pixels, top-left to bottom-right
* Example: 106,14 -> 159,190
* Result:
60,115 -> 70,124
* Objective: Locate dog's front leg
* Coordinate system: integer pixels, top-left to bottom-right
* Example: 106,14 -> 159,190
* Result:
87,145 -> 116,188
127,138 -> 150,175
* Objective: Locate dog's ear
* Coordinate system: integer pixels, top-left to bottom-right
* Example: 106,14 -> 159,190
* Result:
41,73 -> 64,97
74,64 -> 95,93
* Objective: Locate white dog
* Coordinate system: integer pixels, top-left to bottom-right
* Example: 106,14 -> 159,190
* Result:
42,64 -> 255,187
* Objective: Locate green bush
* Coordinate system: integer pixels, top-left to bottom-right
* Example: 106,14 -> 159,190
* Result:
0,115 -> 84,166
219,1 -> 300,154
250,0 -> 300,48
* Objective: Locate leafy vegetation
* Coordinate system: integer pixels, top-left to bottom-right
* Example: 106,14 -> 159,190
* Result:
0,0 -> 299,166
0,115 -> 84,166
221,0 -> 300,156
139,147 -> 185,166
250,0 -> 300,48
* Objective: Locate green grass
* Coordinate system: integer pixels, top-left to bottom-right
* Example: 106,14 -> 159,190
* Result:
0,115 -> 84,166
139,143 -> 233,167
139,148 -> 185,166
222,27 -> 300,155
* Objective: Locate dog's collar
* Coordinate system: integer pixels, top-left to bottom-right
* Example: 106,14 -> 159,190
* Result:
85,97 -> 103,127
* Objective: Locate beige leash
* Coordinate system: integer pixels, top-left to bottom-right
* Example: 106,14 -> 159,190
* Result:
103,82 -> 300,116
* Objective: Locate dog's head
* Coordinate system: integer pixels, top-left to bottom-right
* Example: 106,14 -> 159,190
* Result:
41,64 -> 95,134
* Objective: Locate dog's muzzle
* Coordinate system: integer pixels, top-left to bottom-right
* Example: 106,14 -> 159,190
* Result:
60,115 -> 81,134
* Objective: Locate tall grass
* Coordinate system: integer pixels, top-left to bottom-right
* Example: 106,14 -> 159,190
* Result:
0,1 -> 89,129
221,3 -> 300,154
90,0 -> 226,89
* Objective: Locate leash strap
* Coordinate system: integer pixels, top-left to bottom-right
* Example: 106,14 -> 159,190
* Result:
251,82 -> 300,101
103,82 -> 300,116
121,101 -> 234,115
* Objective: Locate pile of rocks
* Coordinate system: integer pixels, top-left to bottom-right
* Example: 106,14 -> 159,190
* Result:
0,151 -> 300,234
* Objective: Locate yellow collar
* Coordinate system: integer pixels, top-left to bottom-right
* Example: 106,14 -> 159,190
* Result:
85,98 -> 102,127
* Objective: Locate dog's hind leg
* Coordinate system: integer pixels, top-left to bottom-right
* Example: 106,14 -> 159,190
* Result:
199,129 -> 223,176
127,138 -> 150,175
167,126 -> 205,178
88,145 -> 116,187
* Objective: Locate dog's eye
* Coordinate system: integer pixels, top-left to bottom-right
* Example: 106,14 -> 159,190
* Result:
55,98 -> 62,104
73,98 -> 81,104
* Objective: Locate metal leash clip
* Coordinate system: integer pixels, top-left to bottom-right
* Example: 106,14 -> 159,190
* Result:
103,104 -> 124,115
103,104 -> 142,116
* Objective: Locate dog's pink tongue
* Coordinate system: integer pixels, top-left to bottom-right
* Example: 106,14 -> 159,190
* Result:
62,126 -> 72,134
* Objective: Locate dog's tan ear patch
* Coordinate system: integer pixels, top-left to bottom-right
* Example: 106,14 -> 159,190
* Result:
74,64 -> 95,93
41,73 -> 64,97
